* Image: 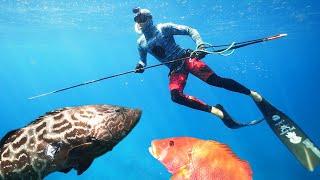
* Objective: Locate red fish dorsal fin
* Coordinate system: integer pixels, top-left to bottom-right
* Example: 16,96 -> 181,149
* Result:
192,140 -> 252,179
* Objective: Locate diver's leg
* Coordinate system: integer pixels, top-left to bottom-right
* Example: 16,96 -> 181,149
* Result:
207,74 -> 263,102
169,70 -> 239,128
186,58 -> 262,102
169,71 -> 213,113
183,58 -> 264,128
168,60 -> 224,118
206,73 -> 251,94
170,90 -> 213,112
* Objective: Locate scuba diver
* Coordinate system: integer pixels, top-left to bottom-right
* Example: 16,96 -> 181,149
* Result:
133,7 -> 263,129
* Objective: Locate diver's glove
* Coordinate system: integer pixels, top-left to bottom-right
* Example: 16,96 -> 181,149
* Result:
135,63 -> 145,73
191,44 -> 207,59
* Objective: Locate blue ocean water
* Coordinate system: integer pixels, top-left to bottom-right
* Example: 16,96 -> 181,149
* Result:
0,0 -> 319,179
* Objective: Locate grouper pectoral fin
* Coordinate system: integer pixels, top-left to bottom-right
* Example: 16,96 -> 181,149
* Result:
76,158 -> 94,175
58,167 -> 73,174
68,142 -> 93,159
68,138 -> 108,157
68,142 -> 96,175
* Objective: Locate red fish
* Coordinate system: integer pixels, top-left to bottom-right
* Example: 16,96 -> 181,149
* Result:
149,137 -> 252,180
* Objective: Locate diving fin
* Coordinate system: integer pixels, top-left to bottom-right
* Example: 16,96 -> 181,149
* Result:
255,98 -> 320,172
215,104 -> 264,129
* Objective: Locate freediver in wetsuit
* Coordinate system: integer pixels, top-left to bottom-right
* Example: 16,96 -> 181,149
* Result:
133,7 -> 263,129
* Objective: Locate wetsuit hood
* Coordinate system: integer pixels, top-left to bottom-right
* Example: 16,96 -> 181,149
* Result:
133,7 -> 156,38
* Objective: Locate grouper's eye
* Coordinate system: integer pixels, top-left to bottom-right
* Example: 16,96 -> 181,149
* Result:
114,108 -> 123,113
169,140 -> 174,147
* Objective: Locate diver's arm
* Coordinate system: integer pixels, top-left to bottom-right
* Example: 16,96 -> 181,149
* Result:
136,37 -> 147,66
162,23 -> 205,47
135,41 -> 147,73
138,45 -> 147,66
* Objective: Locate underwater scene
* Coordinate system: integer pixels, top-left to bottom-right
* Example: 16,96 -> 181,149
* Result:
0,0 -> 319,179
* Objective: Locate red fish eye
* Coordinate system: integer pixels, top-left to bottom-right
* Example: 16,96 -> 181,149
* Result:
169,140 -> 174,146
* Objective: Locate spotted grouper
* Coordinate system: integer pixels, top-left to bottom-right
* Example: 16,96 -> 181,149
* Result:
149,137 -> 252,180
0,105 -> 141,180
